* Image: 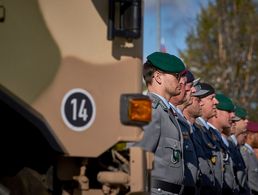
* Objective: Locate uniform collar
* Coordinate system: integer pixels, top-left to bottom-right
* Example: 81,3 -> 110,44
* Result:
207,122 -> 221,136
198,117 -> 210,129
208,122 -> 229,147
245,143 -> 254,153
169,102 -> 177,111
169,103 -> 183,116
150,92 -> 170,109
207,122 -> 218,132
176,107 -> 184,118
221,135 -> 229,147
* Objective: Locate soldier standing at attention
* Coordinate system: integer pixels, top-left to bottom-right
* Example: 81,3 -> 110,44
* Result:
194,83 -> 221,194
228,105 -> 250,194
169,70 -> 199,195
230,105 -> 249,147
208,93 -> 238,195
136,52 -> 186,195
240,121 -> 258,195
183,83 -> 217,195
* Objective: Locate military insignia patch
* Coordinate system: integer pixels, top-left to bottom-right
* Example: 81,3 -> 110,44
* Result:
171,149 -> 181,164
241,147 -> 247,152
210,156 -> 217,165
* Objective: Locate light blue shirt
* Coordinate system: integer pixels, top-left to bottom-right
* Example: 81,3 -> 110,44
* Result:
198,117 -> 210,129
207,122 -> 229,147
169,102 -> 178,113
176,107 -> 184,118
230,135 -> 238,146
245,143 -> 254,153
221,136 -> 229,147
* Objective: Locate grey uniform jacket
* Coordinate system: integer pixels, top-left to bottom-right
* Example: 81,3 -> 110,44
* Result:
241,144 -> 258,192
135,93 -> 184,184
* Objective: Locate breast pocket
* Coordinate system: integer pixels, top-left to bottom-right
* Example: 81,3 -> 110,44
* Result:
161,137 -> 182,168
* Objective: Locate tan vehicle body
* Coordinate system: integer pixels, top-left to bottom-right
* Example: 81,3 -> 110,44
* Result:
0,0 -> 151,194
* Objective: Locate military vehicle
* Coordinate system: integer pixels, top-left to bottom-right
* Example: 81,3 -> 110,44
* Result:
0,0 -> 152,194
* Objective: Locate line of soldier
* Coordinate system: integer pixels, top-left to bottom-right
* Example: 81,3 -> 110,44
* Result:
135,51 -> 258,195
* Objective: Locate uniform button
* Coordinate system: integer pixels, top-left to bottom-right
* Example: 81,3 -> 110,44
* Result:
157,188 -> 162,192
185,145 -> 189,149
255,168 -> 258,172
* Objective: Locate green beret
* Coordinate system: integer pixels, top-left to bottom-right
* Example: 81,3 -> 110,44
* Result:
147,52 -> 185,73
215,93 -> 235,112
234,105 -> 247,119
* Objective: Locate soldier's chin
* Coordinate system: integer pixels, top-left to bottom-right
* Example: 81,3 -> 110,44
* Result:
175,89 -> 181,96
171,92 -> 180,97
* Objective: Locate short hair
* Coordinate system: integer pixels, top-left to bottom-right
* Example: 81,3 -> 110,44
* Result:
142,60 -> 157,85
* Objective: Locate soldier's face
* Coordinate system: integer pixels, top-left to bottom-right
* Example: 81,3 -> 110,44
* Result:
154,71 -> 181,98
183,82 -> 193,106
200,94 -> 218,120
177,76 -> 188,103
188,96 -> 202,118
169,76 -> 187,105
237,131 -> 247,145
230,121 -> 236,134
217,110 -> 234,129
235,119 -> 248,135
250,133 -> 258,148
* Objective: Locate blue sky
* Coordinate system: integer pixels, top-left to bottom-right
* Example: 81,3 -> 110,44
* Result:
143,0 -> 212,60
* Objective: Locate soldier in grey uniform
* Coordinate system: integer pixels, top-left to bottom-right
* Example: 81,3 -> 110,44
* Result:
135,52 -> 186,195
208,93 -> 239,195
169,70 -> 204,195
240,121 -> 258,195
228,105 -> 250,194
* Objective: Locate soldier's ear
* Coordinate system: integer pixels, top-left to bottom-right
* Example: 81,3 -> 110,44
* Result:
153,71 -> 162,84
